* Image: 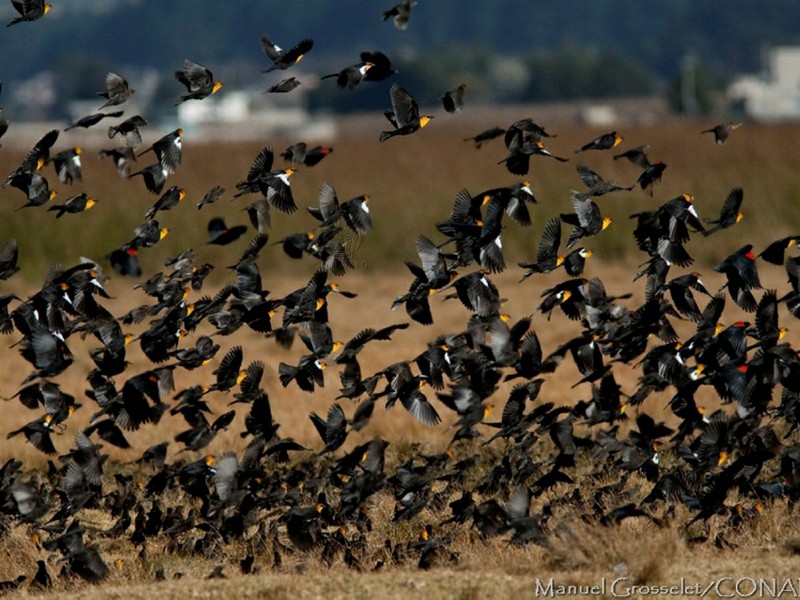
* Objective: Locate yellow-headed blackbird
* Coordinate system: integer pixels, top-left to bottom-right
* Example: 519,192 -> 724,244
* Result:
703,187 -> 744,236
145,185 -> 185,219
3,128 -> 58,187
174,60 -> 223,105
50,146 -> 83,184
47,192 -> 95,218
758,235 -> 799,265
138,127 -> 182,174
560,190 -> 612,248
321,62 -> 373,90
380,83 -> 433,141
98,72 -> 134,109
576,131 -> 623,153
7,0 -> 50,27
260,35 -> 313,72
701,121 -> 741,145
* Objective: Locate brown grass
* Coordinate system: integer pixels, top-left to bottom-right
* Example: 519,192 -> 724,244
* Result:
1,117 -> 800,595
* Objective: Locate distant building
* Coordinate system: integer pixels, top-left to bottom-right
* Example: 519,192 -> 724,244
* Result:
728,46 -> 800,121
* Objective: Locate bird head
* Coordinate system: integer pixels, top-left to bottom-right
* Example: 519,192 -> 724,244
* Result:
419,115 -> 433,128
85,198 -> 96,210
212,82 -> 224,94
601,216 -> 613,230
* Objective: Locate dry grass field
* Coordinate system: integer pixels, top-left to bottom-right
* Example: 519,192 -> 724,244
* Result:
1,115 -> 800,598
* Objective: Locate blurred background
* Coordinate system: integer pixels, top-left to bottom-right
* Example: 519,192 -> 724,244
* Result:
2,0 -> 800,276
2,0 -> 800,125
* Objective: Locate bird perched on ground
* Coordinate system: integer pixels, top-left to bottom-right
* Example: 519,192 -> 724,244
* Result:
441,84 -> 466,113
65,111 -> 123,131
703,187 -> 744,236
98,73 -> 134,109
174,60 -> 223,105
321,62 -> 373,90
701,121 -> 741,145
260,35 -> 313,72
380,83 -> 433,142
382,1 -> 416,29
7,0 -> 51,27
576,131 -> 623,153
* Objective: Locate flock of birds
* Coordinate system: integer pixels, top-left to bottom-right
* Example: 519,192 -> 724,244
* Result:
0,0 -> 798,591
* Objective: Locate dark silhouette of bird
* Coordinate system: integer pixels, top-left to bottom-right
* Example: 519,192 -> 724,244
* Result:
65,111 -> 123,131
576,131 -> 623,153
703,187 -> 744,236
321,62 -> 373,90
380,83 -> 433,142
174,60 -> 223,104
7,0 -> 50,27
98,72 -> 134,109
382,1 -> 416,29
260,35 -> 313,72
701,121 -> 741,145
266,77 -> 300,93
441,83 -> 466,113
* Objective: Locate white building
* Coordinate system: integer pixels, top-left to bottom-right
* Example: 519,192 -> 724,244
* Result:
728,46 -> 800,121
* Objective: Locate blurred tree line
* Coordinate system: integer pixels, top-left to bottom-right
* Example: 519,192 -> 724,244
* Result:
1,0 -> 798,118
